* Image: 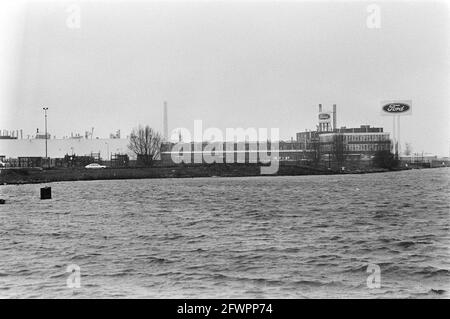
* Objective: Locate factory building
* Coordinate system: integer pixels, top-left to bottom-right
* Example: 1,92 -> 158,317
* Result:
161,141 -> 299,165
296,104 -> 391,162
160,103 -> 391,166
316,126 -> 391,161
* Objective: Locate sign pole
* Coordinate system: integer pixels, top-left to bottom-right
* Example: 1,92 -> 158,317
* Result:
392,115 -> 396,155
381,100 -> 411,157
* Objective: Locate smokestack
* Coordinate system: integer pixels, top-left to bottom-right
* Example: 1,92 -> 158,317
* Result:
163,101 -> 168,141
319,103 -> 322,113
333,104 -> 337,131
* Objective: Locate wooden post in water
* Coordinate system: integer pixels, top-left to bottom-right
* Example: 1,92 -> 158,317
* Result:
40,187 -> 51,200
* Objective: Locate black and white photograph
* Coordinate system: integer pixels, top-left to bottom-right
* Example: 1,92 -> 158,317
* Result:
0,0 -> 449,304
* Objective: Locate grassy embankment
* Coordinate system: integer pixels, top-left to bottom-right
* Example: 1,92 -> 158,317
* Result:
0,162 -> 376,185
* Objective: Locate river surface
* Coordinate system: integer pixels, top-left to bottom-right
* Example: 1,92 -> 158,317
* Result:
0,168 -> 449,298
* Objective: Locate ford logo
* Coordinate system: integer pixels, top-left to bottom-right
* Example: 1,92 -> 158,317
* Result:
318,113 -> 330,120
382,103 -> 410,113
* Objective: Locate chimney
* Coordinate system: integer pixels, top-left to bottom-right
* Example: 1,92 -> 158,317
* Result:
319,103 -> 322,113
163,101 -> 168,141
333,104 -> 337,131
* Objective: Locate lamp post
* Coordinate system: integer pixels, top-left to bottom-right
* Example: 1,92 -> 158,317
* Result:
43,107 -> 48,159
105,142 -> 109,161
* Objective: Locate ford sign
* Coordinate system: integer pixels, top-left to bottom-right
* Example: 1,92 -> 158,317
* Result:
382,103 -> 410,113
318,113 -> 331,120
381,100 -> 412,116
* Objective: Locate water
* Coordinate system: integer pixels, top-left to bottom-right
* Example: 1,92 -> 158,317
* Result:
0,168 -> 449,298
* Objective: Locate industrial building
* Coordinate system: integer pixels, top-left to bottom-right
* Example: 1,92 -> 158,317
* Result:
160,104 -> 391,166
1,102 -> 392,169
296,104 -> 391,163
0,130 -> 21,139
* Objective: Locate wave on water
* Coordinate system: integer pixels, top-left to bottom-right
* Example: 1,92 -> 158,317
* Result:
0,168 -> 449,298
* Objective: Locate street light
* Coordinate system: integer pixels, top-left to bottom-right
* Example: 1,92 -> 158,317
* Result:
43,107 -> 48,159
105,142 -> 109,161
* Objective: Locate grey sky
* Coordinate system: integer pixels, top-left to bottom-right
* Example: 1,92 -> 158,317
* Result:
0,0 -> 448,155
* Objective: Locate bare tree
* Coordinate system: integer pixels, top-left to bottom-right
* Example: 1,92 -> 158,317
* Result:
128,125 -> 162,166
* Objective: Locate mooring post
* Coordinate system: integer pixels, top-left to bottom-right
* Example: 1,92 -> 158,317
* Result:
40,187 -> 51,200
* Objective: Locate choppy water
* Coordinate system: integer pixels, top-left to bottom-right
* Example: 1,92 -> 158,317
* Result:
0,168 -> 449,298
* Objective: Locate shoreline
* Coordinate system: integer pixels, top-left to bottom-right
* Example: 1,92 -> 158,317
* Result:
0,163 -> 412,185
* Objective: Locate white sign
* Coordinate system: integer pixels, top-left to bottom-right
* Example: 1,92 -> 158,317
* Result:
318,112 -> 332,122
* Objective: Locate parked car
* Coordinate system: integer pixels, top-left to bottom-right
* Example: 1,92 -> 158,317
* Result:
85,163 -> 107,169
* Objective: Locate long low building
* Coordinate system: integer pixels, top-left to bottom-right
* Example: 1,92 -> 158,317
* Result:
0,138 -> 131,159
160,141 -> 319,165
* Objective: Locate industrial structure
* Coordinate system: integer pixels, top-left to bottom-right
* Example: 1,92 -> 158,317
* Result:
160,104 -> 392,167
1,103 -> 394,169
0,130 -> 22,139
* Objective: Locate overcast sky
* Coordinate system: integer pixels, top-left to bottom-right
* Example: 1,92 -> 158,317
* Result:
0,0 -> 448,155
